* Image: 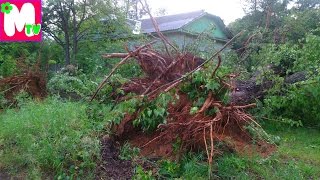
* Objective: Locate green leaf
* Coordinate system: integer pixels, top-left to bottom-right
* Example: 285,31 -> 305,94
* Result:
147,109 -> 152,117
205,80 -> 220,91
190,107 -> 199,115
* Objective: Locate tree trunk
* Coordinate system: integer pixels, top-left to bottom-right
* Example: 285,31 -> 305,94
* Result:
65,36 -> 71,65
57,0 -> 71,65
72,18 -> 77,64
64,21 -> 70,65
231,72 -> 307,104
72,0 -> 77,64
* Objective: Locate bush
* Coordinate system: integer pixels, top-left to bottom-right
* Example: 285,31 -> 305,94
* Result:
0,98 -> 101,179
133,93 -> 172,132
0,54 -> 16,77
294,34 -> 320,72
261,76 -> 320,127
48,72 -> 97,99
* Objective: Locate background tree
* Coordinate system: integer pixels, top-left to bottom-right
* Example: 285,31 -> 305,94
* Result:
228,0 -> 320,72
295,0 -> 320,11
42,0 -> 123,66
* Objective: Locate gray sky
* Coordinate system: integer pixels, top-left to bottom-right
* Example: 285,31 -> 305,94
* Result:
147,0 -> 245,25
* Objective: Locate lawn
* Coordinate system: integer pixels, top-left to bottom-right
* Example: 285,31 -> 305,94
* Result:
214,125 -> 320,179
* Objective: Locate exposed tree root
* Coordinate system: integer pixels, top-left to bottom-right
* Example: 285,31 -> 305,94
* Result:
0,71 -> 47,100
92,4 -> 275,175
94,43 -> 275,173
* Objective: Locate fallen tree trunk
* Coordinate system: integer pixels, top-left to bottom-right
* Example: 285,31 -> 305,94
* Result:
231,71 -> 307,104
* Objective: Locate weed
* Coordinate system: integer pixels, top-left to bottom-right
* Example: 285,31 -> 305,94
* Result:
133,93 -> 172,132
158,160 -> 181,178
119,142 -> 140,161
133,166 -> 154,180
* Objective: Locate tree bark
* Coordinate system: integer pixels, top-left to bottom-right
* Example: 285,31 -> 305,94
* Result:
231,72 -> 307,104
72,0 -> 77,64
64,36 -> 71,65
58,0 -> 71,65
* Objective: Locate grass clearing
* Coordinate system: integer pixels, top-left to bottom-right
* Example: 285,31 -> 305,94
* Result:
214,125 -> 320,179
271,127 -> 320,164
0,98 -> 103,179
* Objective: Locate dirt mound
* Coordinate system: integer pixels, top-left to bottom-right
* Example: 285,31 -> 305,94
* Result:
0,71 -> 47,100
95,43 -> 275,169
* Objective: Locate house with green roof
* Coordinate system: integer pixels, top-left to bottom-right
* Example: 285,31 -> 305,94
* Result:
130,10 -> 233,54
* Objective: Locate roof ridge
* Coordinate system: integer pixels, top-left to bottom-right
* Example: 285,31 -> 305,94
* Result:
138,10 -> 232,39
179,11 -> 207,29
141,9 -> 205,20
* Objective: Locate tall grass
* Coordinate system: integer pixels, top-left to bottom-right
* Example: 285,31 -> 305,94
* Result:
0,98 -> 101,179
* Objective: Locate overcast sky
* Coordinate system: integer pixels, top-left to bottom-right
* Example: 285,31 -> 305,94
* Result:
146,0 -> 246,25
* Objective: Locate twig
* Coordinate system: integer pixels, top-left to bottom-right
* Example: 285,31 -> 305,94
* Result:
211,55 -> 222,78
146,31 -> 243,97
141,134 -> 164,148
203,128 -> 209,164
209,124 -> 214,179
102,53 -> 130,59
0,85 -> 18,94
224,103 -> 256,110
138,0 -> 179,55
90,41 -> 157,101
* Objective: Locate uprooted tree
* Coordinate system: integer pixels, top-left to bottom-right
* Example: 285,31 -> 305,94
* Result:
91,1 -> 275,177
0,60 -> 47,105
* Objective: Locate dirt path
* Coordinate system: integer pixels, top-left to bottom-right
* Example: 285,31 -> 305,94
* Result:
0,171 -> 10,180
96,136 -> 133,180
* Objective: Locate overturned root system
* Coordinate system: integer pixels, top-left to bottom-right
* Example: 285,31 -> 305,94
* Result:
0,71 -> 47,100
116,93 -> 274,161
96,42 -> 275,169
93,7 -> 275,173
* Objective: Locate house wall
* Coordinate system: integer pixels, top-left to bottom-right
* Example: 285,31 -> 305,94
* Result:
129,14 -> 231,58
182,16 -> 228,40
162,32 -> 226,58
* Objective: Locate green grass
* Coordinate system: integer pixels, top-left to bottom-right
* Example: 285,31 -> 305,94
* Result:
1,97 -> 319,180
0,98 -> 103,179
269,126 -> 320,165
215,126 -> 320,179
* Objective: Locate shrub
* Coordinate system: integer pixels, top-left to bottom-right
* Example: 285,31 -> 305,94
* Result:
261,76 -> 320,127
48,72 -> 97,99
133,93 -> 172,132
0,98 -> 101,179
294,34 -> 320,72
0,54 -> 16,77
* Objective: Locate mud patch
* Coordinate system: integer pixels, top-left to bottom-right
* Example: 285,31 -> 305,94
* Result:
96,136 -> 133,180
0,172 -> 10,180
